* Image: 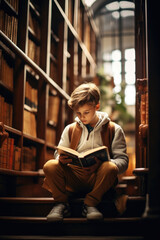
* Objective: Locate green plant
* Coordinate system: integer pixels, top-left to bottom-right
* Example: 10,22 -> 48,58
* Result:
97,72 -> 135,127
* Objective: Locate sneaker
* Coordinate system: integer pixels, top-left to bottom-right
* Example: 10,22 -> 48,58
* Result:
47,203 -> 71,222
82,204 -> 103,220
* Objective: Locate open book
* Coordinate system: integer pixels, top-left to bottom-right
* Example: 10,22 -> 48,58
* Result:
57,145 -> 110,167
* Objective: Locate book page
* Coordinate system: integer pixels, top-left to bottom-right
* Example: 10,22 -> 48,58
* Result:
57,146 -> 79,157
79,146 -> 107,158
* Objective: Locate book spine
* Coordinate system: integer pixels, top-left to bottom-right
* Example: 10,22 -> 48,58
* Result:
9,138 -> 14,169
48,94 -> 60,126
78,158 -> 83,167
0,51 -> 14,90
0,94 -> 13,127
0,136 -> 21,170
0,9 -> 18,45
23,109 -> 37,137
25,80 -> 38,112
22,146 -> 36,171
46,126 -> 56,145
13,146 -> 21,171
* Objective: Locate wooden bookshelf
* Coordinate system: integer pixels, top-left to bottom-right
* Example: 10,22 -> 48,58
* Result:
0,0 -> 97,197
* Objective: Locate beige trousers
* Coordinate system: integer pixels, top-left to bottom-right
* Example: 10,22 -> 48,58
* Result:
43,159 -> 118,207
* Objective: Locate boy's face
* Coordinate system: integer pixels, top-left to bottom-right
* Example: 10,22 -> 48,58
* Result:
75,103 -> 99,127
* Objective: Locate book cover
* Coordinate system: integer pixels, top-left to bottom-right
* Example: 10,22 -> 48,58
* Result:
13,146 -> 21,171
48,94 -> 60,127
57,146 -> 110,167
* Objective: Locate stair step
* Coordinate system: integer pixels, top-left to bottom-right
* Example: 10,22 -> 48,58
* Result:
0,216 -> 144,236
120,176 -> 138,196
0,197 -> 146,238
0,215 -> 142,223
0,196 -> 146,218
0,236 -> 145,240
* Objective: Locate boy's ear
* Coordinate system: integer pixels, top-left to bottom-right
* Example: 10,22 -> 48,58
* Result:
96,103 -> 100,110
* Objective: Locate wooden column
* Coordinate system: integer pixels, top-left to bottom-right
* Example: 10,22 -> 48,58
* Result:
135,0 -> 147,168
143,0 -> 160,237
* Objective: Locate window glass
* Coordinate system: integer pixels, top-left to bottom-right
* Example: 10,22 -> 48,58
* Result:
112,61 -> 121,73
125,85 -> 135,105
114,85 -> 121,93
125,48 -> 135,60
125,60 -> 135,73
104,62 -> 112,75
114,73 -> 122,84
125,73 -> 135,84
112,50 -> 121,61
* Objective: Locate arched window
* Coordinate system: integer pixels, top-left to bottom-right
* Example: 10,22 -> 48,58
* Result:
85,0 -> 135,107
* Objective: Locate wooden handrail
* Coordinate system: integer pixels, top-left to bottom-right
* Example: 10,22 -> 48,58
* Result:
0,30 -> 70,100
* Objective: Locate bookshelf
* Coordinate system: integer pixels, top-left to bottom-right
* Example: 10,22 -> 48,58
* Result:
0,0 -> 97,196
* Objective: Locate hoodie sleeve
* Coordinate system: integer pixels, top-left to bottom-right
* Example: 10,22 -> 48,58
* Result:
111,124 -> 129,174
54,124 -> 70,159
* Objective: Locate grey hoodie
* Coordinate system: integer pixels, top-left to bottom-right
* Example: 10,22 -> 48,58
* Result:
55,111 -> 129,174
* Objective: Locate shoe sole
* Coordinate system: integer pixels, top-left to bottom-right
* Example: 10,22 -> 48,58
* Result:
47,211 -> 71,222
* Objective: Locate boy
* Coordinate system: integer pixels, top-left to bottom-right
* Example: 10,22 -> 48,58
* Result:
43,83 -> 128,221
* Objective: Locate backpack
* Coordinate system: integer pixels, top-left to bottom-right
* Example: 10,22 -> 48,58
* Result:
68,121 -> 115,157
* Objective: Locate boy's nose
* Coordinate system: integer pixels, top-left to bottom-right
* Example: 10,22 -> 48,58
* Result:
80,115 -> 85,121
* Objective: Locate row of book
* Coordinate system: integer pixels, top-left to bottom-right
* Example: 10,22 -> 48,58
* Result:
0,9 -> 18,45
25,80 -> 38,112
21,146 -> 36,171
28,0 -> 41,67
0,95 -> 13,127
0,49 -> 14,90
23,109 -> 37,138
51,36 -> 58,59
28,38 -> 40,66
0,137 -> 21,170
46,126 -> 56,145
29,7 -> 41,40
50,60 -> 58,83
46,93 -> 60,145
0,137 -> 37,171
6,0 -> 19,12
48,94 -> 60,126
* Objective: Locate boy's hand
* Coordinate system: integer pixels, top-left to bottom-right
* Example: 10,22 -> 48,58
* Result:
59,154 -> 72,165
83,157 -> 101,175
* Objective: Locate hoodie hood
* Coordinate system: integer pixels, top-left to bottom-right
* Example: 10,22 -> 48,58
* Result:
73,111 -> 110,151
75,111 -> 110,131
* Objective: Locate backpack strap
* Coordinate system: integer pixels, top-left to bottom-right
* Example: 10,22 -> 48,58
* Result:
101,121 -> 115,157
69,122 -> 82,150
69,120 -> 115,156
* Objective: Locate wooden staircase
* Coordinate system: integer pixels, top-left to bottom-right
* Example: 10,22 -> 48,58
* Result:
0,174 -> 148,240
0,196 -> 146,238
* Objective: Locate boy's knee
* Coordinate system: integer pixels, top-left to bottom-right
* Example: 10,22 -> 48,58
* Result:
43,159 -> 58,174
101,161 -> 118,175
109,162 -> 119,174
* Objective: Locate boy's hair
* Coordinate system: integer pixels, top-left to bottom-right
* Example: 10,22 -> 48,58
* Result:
68,82 -> 100,110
